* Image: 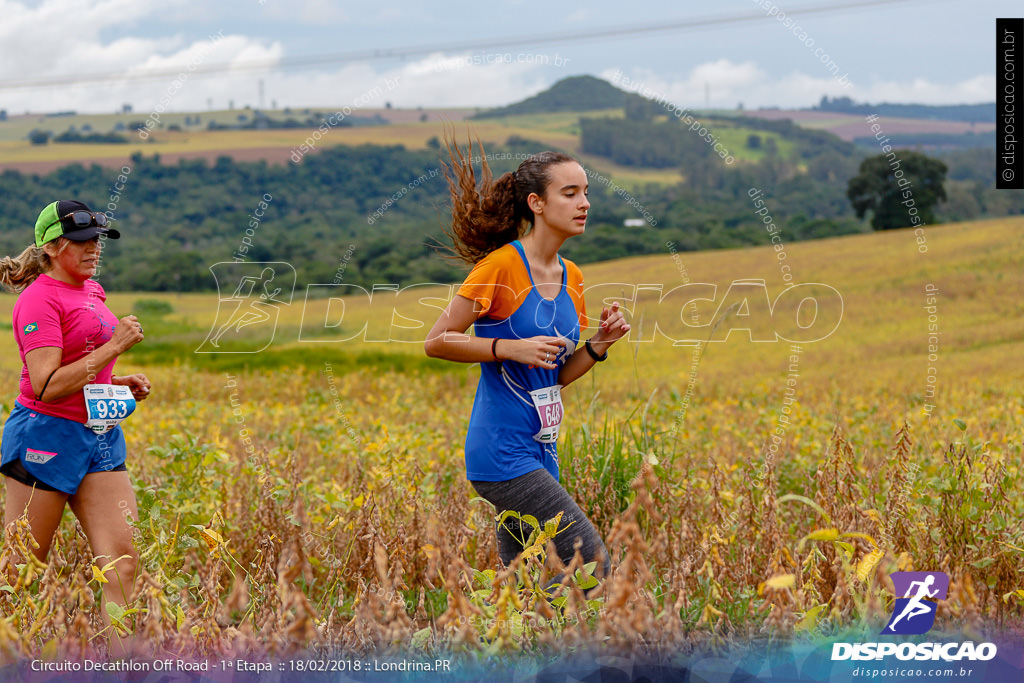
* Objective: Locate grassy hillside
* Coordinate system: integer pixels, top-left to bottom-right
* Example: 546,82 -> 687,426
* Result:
473,74 -> 634,118
2,216 -> 1020,389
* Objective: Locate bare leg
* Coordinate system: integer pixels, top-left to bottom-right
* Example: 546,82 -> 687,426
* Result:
2,477 -> 69,576
68,470 -> 139,607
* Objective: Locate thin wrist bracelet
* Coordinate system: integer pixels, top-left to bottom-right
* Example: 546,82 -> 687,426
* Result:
585,339 -> 608,362
491,337 -> 500,360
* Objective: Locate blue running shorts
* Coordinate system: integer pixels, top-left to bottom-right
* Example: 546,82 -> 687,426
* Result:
1,401 -> 127,495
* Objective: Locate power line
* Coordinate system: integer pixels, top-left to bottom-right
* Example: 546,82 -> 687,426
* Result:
0,0 -> 936,92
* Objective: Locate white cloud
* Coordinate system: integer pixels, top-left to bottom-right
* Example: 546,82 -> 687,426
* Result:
0,2 -> 1002,116
349,52 -> 561,109
0,0 -> 164,77
601,60 -> 995,110
234,47 -> 575,113
755,72 -> 997,109
852,74 -> 995,106
0,0 -> 286,114
759,71 -> 855,108
600,60 -> 766,109
687,59 -> 763,92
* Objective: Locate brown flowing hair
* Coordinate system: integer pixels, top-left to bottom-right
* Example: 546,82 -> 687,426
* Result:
0,244 -> 58,293
442,131 -> 577,264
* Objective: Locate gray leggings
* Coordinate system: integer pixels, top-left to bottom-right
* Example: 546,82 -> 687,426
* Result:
471,467 -> 611,578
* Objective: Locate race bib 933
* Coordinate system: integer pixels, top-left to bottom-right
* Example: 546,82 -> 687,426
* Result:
83,384 -> 136,434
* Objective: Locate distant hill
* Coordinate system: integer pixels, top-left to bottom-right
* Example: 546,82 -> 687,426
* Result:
814,96 -> 994,123
472,75 -> 633,118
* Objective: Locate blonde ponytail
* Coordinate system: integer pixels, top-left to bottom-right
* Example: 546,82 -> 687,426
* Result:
0,245 -> 51,293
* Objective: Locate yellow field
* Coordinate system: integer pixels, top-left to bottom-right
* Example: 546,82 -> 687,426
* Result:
0,116 -> 577,163
0,218 -> 1022,664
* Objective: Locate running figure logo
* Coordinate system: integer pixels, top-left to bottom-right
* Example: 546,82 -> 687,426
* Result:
882,571 -> 949,635
197,262 -> 296,353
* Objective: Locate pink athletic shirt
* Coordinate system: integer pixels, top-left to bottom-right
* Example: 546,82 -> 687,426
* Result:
12,274 -> 119,422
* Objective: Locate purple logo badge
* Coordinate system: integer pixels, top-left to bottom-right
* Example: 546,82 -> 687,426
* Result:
882,571 -> 949,635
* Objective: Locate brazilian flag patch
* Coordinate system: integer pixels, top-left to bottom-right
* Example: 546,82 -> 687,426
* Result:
23,322 -> 38,335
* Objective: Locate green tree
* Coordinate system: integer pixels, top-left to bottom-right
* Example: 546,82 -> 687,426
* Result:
847,151 -> 947,230
624,94 -> 662,122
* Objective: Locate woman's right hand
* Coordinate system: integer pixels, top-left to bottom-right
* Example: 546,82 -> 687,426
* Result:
111,315 -> 145,353
496,335 -> 566,370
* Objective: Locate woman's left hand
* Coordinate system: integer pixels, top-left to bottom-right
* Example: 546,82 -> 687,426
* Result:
592,301 -> 630,346
114,373 -> 152,400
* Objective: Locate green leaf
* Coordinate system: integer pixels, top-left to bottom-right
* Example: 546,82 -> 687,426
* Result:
953,418 -> 967,431
520,514 -> 540,532
544,512 -> 564,537
777,494 -> 833,525
410,626 -> 431,649
105,601 -> 132,635
106,601 -> 125,621
472,569 -> 496,588
496,509 -> 521,528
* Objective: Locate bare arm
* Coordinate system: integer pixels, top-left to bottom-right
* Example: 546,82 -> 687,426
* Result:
25,315 -> 145,402
111,372 -> 152,400
559,301 -> 631,387
424,294 -> 565,368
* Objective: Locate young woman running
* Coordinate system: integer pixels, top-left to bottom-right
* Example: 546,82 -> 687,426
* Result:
425,141 -> 630,578
0,200 -> 150,609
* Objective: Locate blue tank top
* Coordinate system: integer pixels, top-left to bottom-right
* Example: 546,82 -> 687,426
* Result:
460,241 -> 584,482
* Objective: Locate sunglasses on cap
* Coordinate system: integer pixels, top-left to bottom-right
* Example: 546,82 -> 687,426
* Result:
43,210 -> 110,232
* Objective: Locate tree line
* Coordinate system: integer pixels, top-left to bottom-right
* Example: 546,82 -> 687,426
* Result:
0,131 -> 1019,292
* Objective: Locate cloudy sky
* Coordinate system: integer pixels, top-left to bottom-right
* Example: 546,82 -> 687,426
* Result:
0,0 -> 1012,115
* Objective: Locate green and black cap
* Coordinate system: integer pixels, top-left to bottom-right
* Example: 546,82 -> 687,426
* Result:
35,200 -> 121,248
